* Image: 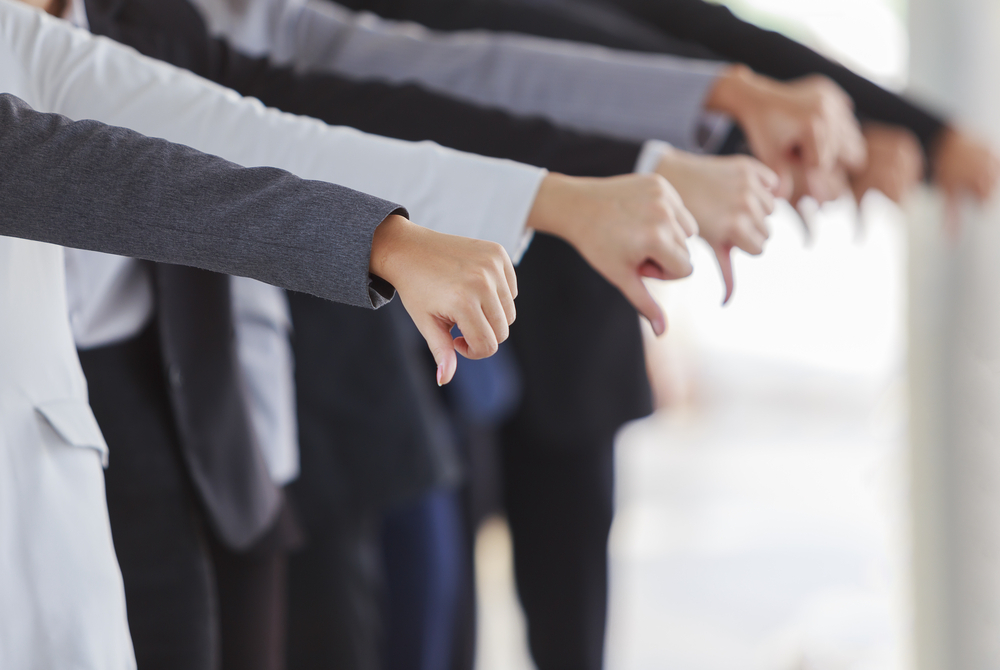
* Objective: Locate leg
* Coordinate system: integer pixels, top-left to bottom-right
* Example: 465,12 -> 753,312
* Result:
285,486 -> 383,670
210,502 -> 302,670
500,426 -> 615,670
382,488 -> 465,670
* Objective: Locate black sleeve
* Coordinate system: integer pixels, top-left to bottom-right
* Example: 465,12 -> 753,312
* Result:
84,0 -> 643,178
596,0 -> 948,156
339,0 -> 948,158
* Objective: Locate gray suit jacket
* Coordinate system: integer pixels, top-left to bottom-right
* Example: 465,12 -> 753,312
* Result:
0,93 -> 402,310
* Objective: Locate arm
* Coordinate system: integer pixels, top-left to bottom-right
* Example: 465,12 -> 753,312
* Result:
609,0 -> 947,157
0,91 -> 519,380
637,0 -> 999,203
3,3 -> 693,369
182,0 -> 868,204
85,0 -> 645,180
187,0 -> 727,151
9,0 -> 544,261
0,93 -> 399,308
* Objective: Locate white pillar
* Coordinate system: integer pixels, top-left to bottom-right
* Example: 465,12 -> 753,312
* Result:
908,1 -> 1000,668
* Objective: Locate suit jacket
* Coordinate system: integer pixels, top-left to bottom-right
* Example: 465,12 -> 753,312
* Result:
83,0 -> 654,446
0,89 -> 399,669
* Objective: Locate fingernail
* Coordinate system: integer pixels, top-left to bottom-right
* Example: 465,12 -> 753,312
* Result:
436,364 -> 444,387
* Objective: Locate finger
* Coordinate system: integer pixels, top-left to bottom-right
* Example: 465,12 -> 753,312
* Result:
774,164 -> 795,201
755,162 -> 782,195
482,293 -> 511,345
714,245 -> 735,305
746,194 -> 772,240
794,201 -> 815,245
501,253 -> 518,300
639,258 -> 670,281
839,116 -> 868,171
751,170 -> 779,215
798,116 -> 831,171
453,306 -> 500,360
651,233 -> 694,280
672,202 -> 699,238
731,217 -> 765,255
498,282 -> 517,327
618,274 -> 667,336
851,175 -> 870,205
416,316 -> 459,386
805,167 -> 850,204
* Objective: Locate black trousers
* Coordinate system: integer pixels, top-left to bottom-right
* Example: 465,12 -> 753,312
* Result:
79,324 -> 290,670
500,428 -> 615,670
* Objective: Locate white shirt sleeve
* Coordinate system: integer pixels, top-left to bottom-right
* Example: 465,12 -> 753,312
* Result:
190,0 -> 731,152
0,0 -> 545,263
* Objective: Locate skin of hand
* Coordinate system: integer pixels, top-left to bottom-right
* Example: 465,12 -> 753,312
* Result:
849,122 -> 925,204
705,65 -> 866,205
932,126 -> 1000,204
525,172 -> 698,337
654,148 -> 779,303
369,214 -> 517,386
20,0 -> 65,15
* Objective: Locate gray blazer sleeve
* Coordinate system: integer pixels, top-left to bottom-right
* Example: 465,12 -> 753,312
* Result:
192,0 -> 727,150
0,93 -> 400,308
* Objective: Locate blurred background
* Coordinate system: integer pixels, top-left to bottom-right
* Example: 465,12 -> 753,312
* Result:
470,1 -> 1000,668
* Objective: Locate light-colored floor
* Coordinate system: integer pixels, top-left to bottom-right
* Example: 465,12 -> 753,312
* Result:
474,195 -> 911,670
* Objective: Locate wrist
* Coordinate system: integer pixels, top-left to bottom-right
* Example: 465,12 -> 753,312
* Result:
704,64 -> 764,126
653,144 -> 685,181
526,173 -> 589,240
369,213 -> 421,288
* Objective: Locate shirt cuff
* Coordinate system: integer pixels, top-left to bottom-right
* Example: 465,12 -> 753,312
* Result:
634,139 -> 674,174
696,112 -> 735,154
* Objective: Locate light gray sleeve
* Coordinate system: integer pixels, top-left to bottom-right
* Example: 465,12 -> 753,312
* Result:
192,0 -> 730,151
0,93 -> 400,309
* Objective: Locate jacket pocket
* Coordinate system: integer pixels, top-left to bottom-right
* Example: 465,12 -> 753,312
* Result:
35,399 -> 109,467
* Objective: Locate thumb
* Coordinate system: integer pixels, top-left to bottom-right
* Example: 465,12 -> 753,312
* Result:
415,316 -> 459,385
620,274 -> 667,336
774,164 -> 795,201
714,245 -> 735,305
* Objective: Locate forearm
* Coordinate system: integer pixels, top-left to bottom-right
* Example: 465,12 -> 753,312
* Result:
622,0 -> 947,156
202,0 -> 728,150
0,94 -> 400,307
7,1 -> 546,262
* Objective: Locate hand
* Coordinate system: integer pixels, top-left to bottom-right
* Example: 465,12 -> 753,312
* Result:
932,126 -> 1000,204
526,172 -> 698,336
369,214 -> 517,386
706,65 -> 866,203
655,148 -> 778,303
849,122 -> 924,203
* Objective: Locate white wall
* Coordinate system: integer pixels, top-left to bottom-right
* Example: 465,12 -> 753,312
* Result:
907,1 -> 1000,668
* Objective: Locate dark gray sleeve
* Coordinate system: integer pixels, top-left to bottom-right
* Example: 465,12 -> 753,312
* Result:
0,93 -> 403,308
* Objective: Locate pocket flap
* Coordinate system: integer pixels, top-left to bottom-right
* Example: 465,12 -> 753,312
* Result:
35,399 -> 109,466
